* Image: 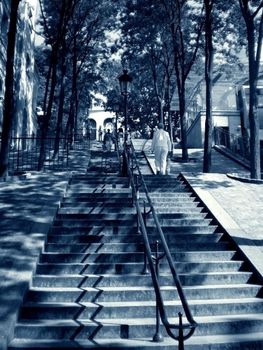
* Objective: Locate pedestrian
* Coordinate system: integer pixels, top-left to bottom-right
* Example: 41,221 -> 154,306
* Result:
103,129 -> 113,152
151,122 -> 172,175
117,127 -> 124,152
98,126 -> 103,142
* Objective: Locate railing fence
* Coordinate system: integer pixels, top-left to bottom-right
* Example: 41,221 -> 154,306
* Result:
0,134 -> 90,174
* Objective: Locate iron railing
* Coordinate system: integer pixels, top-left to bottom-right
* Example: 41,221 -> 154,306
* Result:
123,141 -> 197,349
0,134 -> 90,174
214,127 -> 250,161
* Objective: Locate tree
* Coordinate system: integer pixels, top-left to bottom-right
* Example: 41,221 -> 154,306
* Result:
0,0 -> 22,178
37,0 -> 76,170
119,1 -> 177,134
160,0 -> 204,161
239,0 -> 263,179
37,0 -> 120,157
203,0 -> 214,173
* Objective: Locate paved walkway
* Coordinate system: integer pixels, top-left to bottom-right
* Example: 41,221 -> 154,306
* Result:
0,140 -> 262,349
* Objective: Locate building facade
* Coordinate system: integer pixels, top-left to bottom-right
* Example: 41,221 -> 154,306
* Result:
0,0 -> 39,139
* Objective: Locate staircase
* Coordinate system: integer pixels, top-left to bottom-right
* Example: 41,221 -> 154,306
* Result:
8,171 -> 263,349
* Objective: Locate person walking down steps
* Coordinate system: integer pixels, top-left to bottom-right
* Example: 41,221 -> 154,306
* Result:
151,122 -> 172,175
103,129 -> 114,152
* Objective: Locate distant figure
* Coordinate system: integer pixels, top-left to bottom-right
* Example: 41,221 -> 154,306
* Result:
151,122 -> 172,175
103,129 -> 113,152
98,126 -> 103,142
118,127 -> 124,151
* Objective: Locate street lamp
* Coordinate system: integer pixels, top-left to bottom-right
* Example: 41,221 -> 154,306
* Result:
118,69 -> 132,176
112,102 -> 120,133
118,70 -> 132,137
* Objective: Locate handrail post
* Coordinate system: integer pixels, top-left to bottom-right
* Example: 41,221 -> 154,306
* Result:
141,200 -> 149,275
178,312 -> 184,350
17,137 -> 20,172
135,175 -> 140,234
152,240 -> 164,343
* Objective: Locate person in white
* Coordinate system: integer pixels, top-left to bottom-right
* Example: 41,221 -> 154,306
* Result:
151,123 -> 172,175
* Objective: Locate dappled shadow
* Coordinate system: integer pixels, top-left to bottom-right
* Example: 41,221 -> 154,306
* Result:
181,173 -> 235,190
0,172 -> 69,346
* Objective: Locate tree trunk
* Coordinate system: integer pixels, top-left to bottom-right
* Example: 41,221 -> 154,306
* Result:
237,88 -> 250,157
38,46 -> 59,170
203,0 -> 214,173
0,0 -> 21,178
239,0 -> 263,179
53,43 -> 67,159
66,36 -> 78,144
247,18 -> 260,179
38,1 -> 68,170
178,84 -> 188,161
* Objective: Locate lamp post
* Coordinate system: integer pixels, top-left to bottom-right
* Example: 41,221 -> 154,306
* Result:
118,69 -> 132,176
112,102 -> 120,134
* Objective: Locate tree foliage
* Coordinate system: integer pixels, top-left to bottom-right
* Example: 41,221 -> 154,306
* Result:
36,0 -> 119,168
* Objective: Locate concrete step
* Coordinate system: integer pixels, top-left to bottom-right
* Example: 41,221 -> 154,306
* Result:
66,188 -> 131,195
8,332 -> 263,349
36,260 -> 243,275
25,284 -> 261,303
63,192 -> 132,200
19,298 -> 263,320
70,174 -> 128,180
39,250 -> 237,263
58,207 -> 136,214
57,206 -> 205,214
49,224 -> 218,235
60,202 -> 134,209
141,192 -> 194,199
12,314 -> 263,341
68,184 -> 129,190
54,212 -> 207,223
53,217 -> 212,227
43,241 -> 232,253
32,271 -> 252,288
47,232 -> 224,244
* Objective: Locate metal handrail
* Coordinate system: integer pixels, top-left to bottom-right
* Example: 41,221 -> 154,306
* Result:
124,141 -> 197,345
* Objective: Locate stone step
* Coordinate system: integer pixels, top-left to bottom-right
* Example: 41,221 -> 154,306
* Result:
60,202 -> 134,209
63,192 -> 132,200
141,192 -> 194,198
57,206 -> 204,214
12,314 -> 263,341
43,241 -> 231,253
25,283 -> 260,303
8,332 -> 263,349
49,225 -> 218,235
18,298 -> 263,320
53,217 -> 212,227
47,232 -> 224,244
60,200 -> 200,208
58,207 -> 136,214
36,260 -> 243,275
146,186 -> 188,193
39,250 -> 237,264
54,211 -> 207,222
69,183 -> 128,189
32,271 -> 252,288
70,174 -> 127,180
66,188 -> 132,195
